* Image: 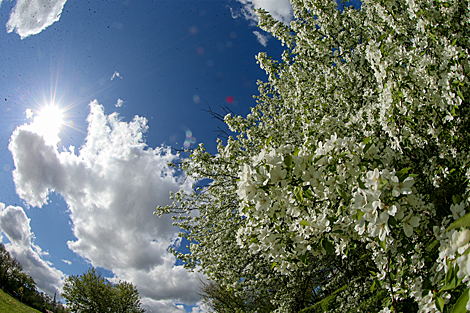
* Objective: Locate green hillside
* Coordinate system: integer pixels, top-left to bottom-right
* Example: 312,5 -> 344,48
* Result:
0,289 -> 41,313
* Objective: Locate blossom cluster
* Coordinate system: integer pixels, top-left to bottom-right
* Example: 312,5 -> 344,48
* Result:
235,136 -> 428,289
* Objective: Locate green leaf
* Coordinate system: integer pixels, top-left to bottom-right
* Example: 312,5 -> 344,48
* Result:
266,135 -> 273,146
426,239 -> 439,252
396,167 -> 412,178
355,210 -> 365,221
363,142 -> 373,154
300,220 -> 310,227
451,287 -> 469,313
304,188 -> 315,200
436,297 -> 445,312
284,154 -> 293,168
271,262 -> 277,269
451,106 -> 457,117
457,87 -> 465,101
294,186 -> 304,203
379,240 -> 387,251
299,254 -> 309,264
446,264 -> 454,285
322,238 -> 335,255
452,38 -> 458,46
378,33 -> 387,42
446,212 -> 470,231
370,279 -> 376,292
357,177 -> 367,190
336,186 -> 348,199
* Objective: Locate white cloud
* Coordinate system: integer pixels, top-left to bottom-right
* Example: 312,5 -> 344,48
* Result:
0,203 -> 65,296
61,259 -> 72,265
141,298 -> 186,313
116,98 -> 124,107
231,0 -> 293,25
9,100 -> 200,308
6,0 -> 68,39
111,71 -> 123,80
253,30 -> 269,46
25,109 -> 33,119
191,301 -> 211,313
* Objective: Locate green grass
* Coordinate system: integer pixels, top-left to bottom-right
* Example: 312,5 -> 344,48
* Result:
0,289 -> 41,313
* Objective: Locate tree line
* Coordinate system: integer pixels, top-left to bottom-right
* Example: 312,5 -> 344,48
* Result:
0,243 -> 68,312
1,243 -> 145,313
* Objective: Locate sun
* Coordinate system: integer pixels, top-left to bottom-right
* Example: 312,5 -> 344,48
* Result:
33,104 -> 64,146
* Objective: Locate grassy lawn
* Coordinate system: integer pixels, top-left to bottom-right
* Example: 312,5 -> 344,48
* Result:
0,289 -> 41,313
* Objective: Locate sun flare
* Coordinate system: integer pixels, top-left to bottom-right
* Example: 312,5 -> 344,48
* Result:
33,105 -> 64,145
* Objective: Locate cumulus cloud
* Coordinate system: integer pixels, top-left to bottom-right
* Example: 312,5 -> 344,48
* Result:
61,259 -> 72,265
116,98 -> 124,108
191,301 -> 211,313
5,0 -> 68,39
231,0 -> 293,25
0,203 -> 65,296
253,30 -> 269,47
229,0 -> 292,45
141,298 -> 186,313
9,100 -> 201,310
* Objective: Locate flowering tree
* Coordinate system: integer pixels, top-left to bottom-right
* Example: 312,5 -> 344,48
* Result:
158,0 -> 470,311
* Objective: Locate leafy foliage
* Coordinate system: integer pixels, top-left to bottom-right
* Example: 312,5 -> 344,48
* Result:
61,267 -> 144,313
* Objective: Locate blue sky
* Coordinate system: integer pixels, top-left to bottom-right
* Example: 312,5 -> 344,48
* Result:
0,0 -> 359,312
0,0 -> 291,312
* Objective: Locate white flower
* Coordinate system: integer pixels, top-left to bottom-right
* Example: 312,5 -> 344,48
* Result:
252,166 -> 269,185
265,149 -> 283,166
366,169 -> 381,191
353,191 -> 367,209
451,201 -> 466,220
403,214 -> 420,237
391,176 -> 414,197
270,165 -> 287,184
369,221 -> 390,241
418,290 -> 438,313
254,192 -> 271,212
252,149 -> 267,165
451,229 -> 470,253
302,166 -> 320,185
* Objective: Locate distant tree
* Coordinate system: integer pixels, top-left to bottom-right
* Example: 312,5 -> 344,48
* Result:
113,281 -> 146,313
0,243 -> 23,290
62,267 -> 145,313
